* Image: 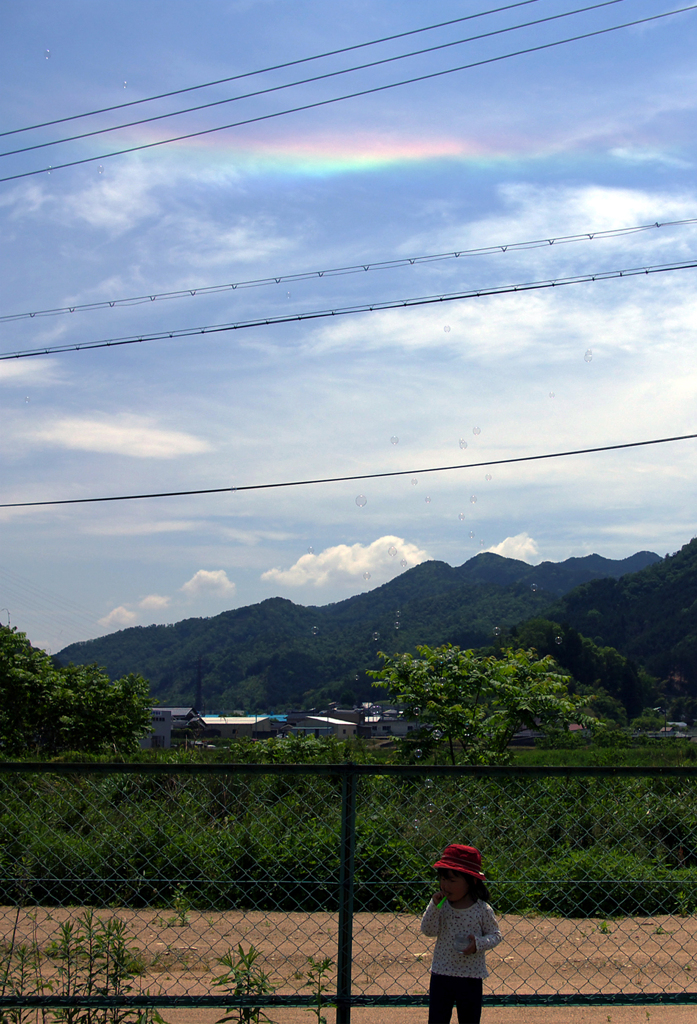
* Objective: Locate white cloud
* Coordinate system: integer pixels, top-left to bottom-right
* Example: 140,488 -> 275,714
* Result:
610,148 -> 693,169
0,359 -> 65,385
261,536 -> 429,587
28,416 -> 211,458
84,520 -> 198,536
98,605 -> 137,628
62,163 -> 162,234
485,533 -> 540,563
138,594 -> 170,609
180,569 -> 236,596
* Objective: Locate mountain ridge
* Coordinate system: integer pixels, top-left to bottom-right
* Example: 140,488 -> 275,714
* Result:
56,548 -> 661,710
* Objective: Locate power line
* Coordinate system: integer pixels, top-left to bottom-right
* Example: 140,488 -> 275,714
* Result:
0,0 -> 544,139
3,3 -> 695,184
5,217 -> 694,326
4,256 -> 696,362
1,432 -> 694,510
0,0 -> 630,159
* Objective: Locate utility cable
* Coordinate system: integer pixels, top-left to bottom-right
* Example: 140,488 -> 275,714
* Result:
0,0 -> 544,139
0,0 -> 630,159
3,2 -> 694,184
5,217 -> 694,326
1,432 -> 694,509
4,256 -> 695,362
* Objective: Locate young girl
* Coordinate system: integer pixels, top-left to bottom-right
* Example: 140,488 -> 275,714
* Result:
420,844 -> 502,1024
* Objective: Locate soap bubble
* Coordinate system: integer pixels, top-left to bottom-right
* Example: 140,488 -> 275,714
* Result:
443,325 -> 451,333
493,626 -> 502,637
479,540 -> 485,548
400,559 -> 408,568
307,546 -> 314,555
425,778 -> 434,789
390,435 -> 399,445
44,49 -> 50,59
485,474 -> 492,481
24,396 -> 30,404
98,165 -> 104,174
47,166 -> 52,174
458,512 -> 465,521
388,546 -> 397,557
469,531 -> 475,540
372,631 -> 380,641
433,730 -> 443,740
394,622 -> 400,630
470,495 -> 477,504
425,496 -> 431,504
549,391 -> 555,398
555,635 -> 563,645
414,749 -> 423,759
427,801 -> 437,813
286,291 -> 291,298
413,707 -> 421,716
123,80 -> 127,88
411,478 -> 418,486
363,571 -> 371,581
473,426 -> 481,435
584,349 -> 593,362
355,494 -> 367,507
311,626 -> 319,636
530,583 -> 538,593
396,609 -> 400,617
354,673 -> 359,681
459,439 -> 468,450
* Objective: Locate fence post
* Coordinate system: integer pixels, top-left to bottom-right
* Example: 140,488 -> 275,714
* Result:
336,765 -> 357,1024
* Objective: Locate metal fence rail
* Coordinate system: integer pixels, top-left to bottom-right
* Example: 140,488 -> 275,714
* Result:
1,762 -> 697,1023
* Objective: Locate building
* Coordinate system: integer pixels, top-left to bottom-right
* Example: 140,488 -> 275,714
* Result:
139,708 -> 172,749
290,716 -> 358,738
200,715 -> 280,740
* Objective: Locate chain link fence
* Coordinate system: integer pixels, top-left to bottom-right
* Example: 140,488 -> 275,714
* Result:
1,763 -> 697,1022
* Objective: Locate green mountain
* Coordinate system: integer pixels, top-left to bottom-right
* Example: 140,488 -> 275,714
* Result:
56,549 -> 660,712
551,537 -> 697,700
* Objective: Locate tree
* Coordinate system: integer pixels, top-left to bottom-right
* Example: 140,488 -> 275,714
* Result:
371,643 -> 598,764
0,627 -> 153,756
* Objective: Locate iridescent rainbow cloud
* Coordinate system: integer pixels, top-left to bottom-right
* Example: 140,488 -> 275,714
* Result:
141,132 -> 506,177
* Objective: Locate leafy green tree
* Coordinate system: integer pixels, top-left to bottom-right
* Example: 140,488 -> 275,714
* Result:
629,707 -> 665,733
371,643 -> 597,764
0,627 -> 152,756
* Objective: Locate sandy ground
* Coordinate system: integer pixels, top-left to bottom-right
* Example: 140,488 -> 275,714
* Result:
2,907 -> 696,1022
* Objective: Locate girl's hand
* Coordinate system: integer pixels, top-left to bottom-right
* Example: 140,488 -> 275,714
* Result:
432,891 -> 447,906
459,935 -> 477,956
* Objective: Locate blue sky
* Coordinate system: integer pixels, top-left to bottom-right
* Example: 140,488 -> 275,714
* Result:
2,0 -> 697,652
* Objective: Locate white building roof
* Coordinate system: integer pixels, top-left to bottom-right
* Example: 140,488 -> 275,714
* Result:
202,716 -> 273,726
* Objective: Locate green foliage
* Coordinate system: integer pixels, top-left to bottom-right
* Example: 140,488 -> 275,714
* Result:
0,627 -> 152,756
630,708 -> 665,733
371,644 -> 597,764
0,908 -> 159,1024
301,957 -> 334,1024
213,944 -> 277,1024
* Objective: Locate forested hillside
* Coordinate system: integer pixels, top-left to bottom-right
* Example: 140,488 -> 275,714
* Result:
550,538 -> 697,713
56,549 -> 659,712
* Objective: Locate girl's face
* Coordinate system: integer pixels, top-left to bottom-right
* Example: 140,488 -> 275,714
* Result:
438,869 -> 470,903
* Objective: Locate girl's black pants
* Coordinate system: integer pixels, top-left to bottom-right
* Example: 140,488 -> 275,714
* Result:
428,972 -> 483,1024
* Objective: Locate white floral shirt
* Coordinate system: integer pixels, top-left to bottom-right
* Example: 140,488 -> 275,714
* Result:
420,898 -> 502,978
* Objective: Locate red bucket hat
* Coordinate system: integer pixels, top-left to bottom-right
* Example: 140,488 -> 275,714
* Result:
433,844 -> 486,881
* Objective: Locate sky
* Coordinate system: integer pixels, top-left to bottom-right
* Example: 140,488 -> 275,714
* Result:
1,0 -> 697,653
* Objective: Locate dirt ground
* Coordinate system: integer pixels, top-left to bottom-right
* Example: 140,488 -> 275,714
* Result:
3,907 -> 696,1023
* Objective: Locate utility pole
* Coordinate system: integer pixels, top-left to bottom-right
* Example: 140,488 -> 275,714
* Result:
196,655 -> 204,714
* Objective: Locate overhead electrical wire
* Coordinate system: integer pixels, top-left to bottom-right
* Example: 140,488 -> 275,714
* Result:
0,0 -> 630,159
0,0 -> 545,139
3,2 -> 695,183
4,256 -> 696,362
1,432 -> 695,510
3,217 -> 695,326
